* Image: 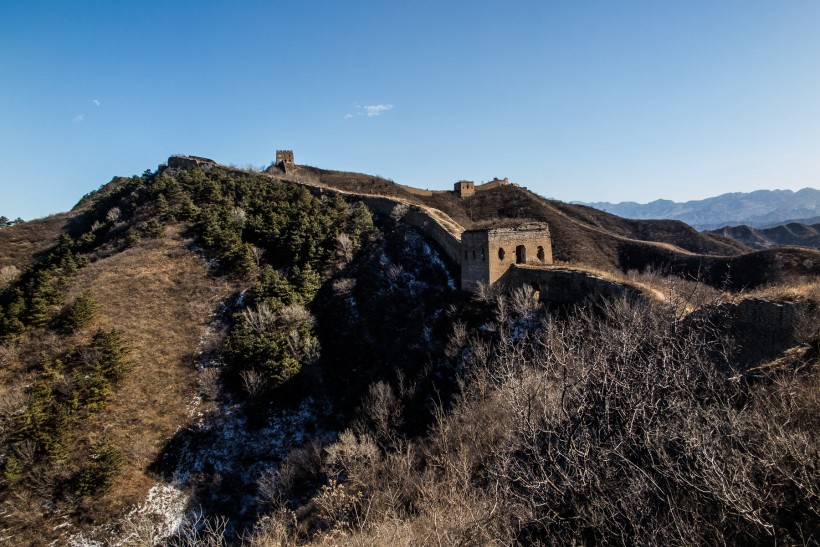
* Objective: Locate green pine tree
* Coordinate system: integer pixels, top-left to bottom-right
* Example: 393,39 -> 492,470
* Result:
63,290 -> 100,331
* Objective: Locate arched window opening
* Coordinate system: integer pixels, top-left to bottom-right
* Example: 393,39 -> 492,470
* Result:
498,248 -> 505,260
472,250 -> 476,260
537,246 -> 545,262
516,245 -> 526,264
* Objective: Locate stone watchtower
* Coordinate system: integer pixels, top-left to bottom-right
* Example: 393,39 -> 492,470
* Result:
460,223 -> 553,291
454,180 -> 475,198
276,150 -> 295,169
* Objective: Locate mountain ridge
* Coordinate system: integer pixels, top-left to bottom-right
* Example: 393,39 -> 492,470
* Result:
578,187 -> 820,230
708,222 -> 820,251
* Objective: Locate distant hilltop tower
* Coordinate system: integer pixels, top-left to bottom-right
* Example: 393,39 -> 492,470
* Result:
276,150 -> 295,170
454,180 -> 475,198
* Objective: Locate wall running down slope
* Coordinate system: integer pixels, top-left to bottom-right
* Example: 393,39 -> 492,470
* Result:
167,156 -> 567,294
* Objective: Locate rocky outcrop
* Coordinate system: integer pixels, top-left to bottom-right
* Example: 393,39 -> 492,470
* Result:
167,155 -> 217,171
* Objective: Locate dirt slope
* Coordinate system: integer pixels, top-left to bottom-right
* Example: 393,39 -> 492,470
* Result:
68,227 -> 235,517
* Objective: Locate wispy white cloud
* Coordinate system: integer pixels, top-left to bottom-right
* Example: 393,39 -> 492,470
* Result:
73,113 -> 85,123
92,99 -> 100,107
363,104 -> 393,116
344,103 -> 394,120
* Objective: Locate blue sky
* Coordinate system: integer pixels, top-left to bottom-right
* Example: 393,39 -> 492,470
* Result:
2,1 -> 819,220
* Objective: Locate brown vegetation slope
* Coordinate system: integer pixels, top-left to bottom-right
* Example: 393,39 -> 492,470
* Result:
66,226 -> 234,519
0,213 -> 72,270
0,225 -> 235,542
294,164 -> 744,250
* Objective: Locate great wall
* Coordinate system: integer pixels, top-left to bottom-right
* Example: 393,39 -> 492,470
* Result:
161,154 -> 704,304
167,153 -> 562,295
163,153 -> 808,352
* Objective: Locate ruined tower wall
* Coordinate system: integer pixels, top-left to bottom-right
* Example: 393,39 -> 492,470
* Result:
454,181 -> 475,198
276,150 -> 295,165
167,155 -> 217,170
460,231 -> 490,291
487,228 -> 553,285
460,225 -> 553,291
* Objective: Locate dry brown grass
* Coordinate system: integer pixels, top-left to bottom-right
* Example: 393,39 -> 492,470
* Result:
0,225 -> 238,543
0,213 -> 72,269
62,225 -> 237,520
742,277 -> 820,303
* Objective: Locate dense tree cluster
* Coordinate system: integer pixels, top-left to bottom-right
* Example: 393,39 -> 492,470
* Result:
0,235 -> 88,342
61,290 -> 101,332
2,328 -> 129,496
159,167 -> 377,388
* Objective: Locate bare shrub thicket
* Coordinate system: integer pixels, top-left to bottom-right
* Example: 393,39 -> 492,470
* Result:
170,512 -> 229,547
248,288 -> 818,545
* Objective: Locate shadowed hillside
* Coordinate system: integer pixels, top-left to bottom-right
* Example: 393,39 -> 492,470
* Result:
708,222 -> 820,251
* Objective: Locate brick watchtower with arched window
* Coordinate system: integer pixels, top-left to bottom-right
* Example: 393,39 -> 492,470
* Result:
460,223 -> 552,291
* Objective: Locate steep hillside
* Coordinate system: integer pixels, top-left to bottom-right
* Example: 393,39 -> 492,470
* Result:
0,177 -> 137,273
0,228 -> 234,542
0,163 -> 458,543
708,222 -> 820,251
0,213 -> 72,271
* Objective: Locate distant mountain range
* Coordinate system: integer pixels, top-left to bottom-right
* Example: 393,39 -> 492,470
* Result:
578,188 -> 820,231
706,223 -> 820,251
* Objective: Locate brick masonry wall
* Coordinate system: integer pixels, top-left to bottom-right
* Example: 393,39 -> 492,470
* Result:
501,267 -> 634,305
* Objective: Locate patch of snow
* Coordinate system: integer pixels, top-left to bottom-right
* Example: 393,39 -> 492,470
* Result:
236,289 -> 248,307
66,483 -> 190,547
421,239 -> 456,290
